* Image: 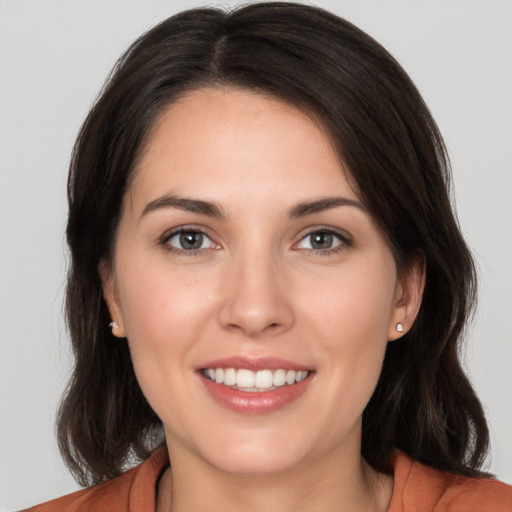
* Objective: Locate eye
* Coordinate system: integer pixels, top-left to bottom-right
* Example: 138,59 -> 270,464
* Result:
296,229 -> 349,252
165,229 -> 216,251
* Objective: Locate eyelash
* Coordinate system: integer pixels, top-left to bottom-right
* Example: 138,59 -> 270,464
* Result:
294,227 -> 352,255
159,226 -> 352,256
160,227 -> 217,257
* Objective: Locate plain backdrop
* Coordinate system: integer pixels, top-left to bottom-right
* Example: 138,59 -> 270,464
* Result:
1,0 -> 511,509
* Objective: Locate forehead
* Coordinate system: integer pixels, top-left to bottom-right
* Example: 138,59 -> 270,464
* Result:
128,87 -> 358,212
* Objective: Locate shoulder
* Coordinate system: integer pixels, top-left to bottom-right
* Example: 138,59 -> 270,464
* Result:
26,447 -> 169,512
388,451 -> 512,512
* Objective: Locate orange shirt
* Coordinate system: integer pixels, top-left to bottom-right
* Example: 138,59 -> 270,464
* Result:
28,448 -> 512,511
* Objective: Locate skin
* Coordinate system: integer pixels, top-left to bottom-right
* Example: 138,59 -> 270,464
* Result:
102,88 -> 425,512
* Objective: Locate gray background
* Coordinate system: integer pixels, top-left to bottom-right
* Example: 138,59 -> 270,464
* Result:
1,0 -> 511,509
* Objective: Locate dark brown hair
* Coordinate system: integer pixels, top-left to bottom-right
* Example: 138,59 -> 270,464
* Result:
58,2 -> 489,486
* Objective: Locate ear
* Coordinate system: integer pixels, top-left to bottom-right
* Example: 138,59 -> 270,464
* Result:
98,260 -> 127,338
388,253 -> 426,341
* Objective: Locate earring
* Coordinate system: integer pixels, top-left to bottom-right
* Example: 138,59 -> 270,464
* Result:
109,321 -> 117,330
396,323 -> 404,332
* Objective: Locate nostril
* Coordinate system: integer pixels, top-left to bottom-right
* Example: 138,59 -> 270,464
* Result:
263,322 -> 280,331
218,286 -> 294,337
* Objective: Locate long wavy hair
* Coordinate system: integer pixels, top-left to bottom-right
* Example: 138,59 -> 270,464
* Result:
58,2 -> 489,486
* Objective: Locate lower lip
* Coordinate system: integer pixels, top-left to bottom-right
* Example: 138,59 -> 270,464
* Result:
199,373 -> 313,414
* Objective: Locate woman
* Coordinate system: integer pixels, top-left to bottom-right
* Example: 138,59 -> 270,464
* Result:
27,2 -> 512,510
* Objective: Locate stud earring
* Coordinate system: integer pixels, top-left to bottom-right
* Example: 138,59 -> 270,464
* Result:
396,323 -> 404,332
109,321 -> 117,330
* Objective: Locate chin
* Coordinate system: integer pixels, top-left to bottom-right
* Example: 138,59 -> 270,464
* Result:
196,429 -> 315,476
209,451 -> 306,476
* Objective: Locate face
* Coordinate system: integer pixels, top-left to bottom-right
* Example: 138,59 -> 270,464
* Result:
103,88 -> 422,476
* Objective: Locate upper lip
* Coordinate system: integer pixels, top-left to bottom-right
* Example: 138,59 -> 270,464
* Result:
197,356 -> 313,372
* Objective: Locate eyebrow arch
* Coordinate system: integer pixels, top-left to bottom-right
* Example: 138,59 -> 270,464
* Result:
141,194 -> 363,220
288,197 -> 365,218
141,194 -> 227,219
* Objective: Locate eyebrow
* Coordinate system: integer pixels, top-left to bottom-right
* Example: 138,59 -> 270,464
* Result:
140,194 -> 364,220
141,195 -> 227,219
288,197 -> 365,218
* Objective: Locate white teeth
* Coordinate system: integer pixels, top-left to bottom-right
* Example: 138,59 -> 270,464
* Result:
273,369 -> 286,386
296,370 -> 308,383
254,370 -> 273,389
203,367 -> 310,390
223,368 -> 237,386
236,369 -> 255,388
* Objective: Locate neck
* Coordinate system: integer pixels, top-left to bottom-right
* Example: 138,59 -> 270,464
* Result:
157,442 -> 393,512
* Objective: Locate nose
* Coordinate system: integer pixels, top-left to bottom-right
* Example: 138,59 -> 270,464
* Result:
218,250 -> 294,338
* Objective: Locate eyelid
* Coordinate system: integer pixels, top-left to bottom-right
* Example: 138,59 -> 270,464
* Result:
159,225 -> 220,253
158,224 -> 351,254
293,226 -> 352,251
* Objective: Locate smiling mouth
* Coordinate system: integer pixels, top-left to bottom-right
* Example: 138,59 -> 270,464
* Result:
201,368 -> 310,392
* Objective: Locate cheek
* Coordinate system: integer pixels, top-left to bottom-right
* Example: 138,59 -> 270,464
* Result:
115,262 -> 216,423
117,257 -> 213,343
114,256 -> 220,402
298,260 -> 396,415
302,260 -> 396,346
